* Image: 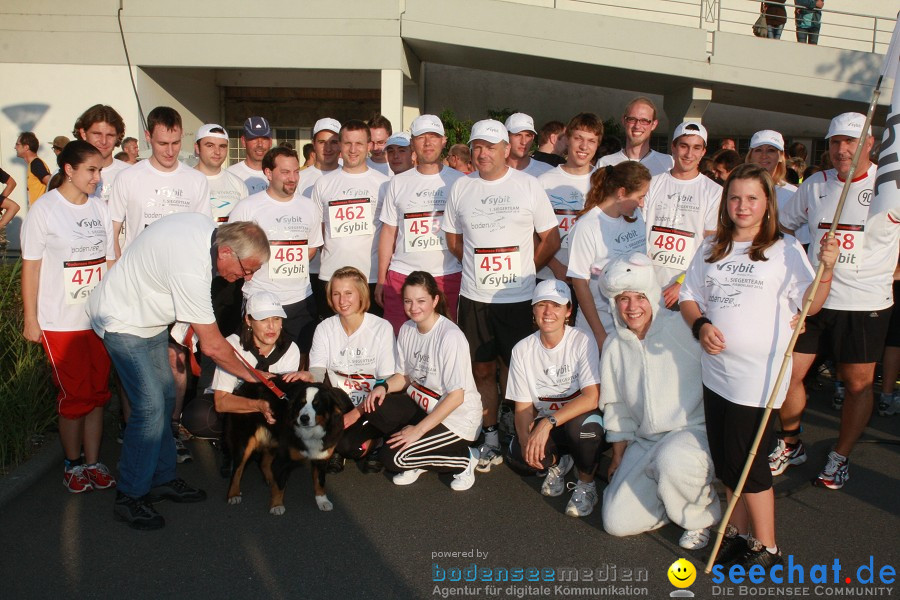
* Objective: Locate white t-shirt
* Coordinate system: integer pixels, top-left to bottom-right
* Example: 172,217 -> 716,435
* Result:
396,316 -> 482,440
506,326 -> 600,417
780,165 -> 893,310
680,237 -> 813,409
91,158 -> 131,204
366,158 -> 393,177
21,190 -> 115,331
211,334 -> 302,395
109,160 -> 212,251
597,149 -> 675,177
88,213 -> 218,338
297,166 -> 338,275
521,159 -> 553,179
312,167 -> 389,282
229,190 -> 324,305
644,171 -> 722,288
309,313 -> 397,407
566,206 -> 647,335
442,168 -> 557,303
206,169 -> 249,225
536,166 -> 591,280
380,166 -> 464,276
227,161 -> 268,195
775,183 -> 804,243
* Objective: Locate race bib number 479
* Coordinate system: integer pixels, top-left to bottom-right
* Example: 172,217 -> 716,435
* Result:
329,198 -> 373,238
64,257 -> 105,305
474,246 -> 522,290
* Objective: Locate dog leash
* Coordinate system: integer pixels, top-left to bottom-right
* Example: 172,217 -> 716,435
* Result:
232,347 -> 289,401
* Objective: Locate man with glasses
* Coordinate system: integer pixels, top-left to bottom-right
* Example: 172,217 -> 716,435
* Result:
88,215 -> 269,530
597,97 -> 674,176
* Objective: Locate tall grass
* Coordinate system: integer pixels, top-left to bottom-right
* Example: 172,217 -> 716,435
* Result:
0,260 -> 57,473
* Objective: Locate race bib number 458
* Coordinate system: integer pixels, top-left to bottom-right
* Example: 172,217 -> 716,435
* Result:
818,222 -> 862,270
329,198 -> 373,238
474,246 -> 522,290
64,257 -> 105,305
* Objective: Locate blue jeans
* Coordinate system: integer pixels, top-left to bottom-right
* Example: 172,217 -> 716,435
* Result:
767,24 -> 784,39
104,330 -> 177,498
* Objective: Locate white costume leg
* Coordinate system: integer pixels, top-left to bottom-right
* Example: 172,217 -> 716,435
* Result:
602,437 -> 668,537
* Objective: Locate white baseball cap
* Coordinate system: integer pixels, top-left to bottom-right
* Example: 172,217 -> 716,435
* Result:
532,278 -> 572,305
468,119 -> 509,145
313,117 -> 342,137
826,112 -> 870,139
246,291 -> 287,320
411,114 -> 445,137
386,132 -> 411,148
672,121 -> 708,145
749,130 -> 785,152
504,113 -> 536,134
196,124 -> 228,142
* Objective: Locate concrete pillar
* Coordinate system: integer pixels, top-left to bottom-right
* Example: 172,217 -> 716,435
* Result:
381,69 -> 404,132
663,85 -> 713,130
402,78 -> 421,131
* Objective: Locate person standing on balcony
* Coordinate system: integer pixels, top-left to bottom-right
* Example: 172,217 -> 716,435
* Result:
761,0 -> 788,40
597,97 -> 673,177
795,0 -> 824,44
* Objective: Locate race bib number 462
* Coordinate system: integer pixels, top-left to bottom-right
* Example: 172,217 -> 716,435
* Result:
403,211 -> 447,252
268,240 -> 309,280
818,223 -> 862,270
329,198 -> 373,238
474,246 -> 522,290
64,257 -> 105,305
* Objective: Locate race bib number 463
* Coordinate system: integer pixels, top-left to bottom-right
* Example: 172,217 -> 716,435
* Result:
818,222 -> 862,270
329,198 -> 373,238
403,211 -> 446,252
268,240 -> 309,280
474,246 -> 522,290
64,257 -> 105,305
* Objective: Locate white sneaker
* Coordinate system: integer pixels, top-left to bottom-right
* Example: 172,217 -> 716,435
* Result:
392,468 -> 426,486
475,443 -> 502,473
679,528 -> 711,550
541,455 -> 574,497
451,447 -> 479,491
564,480 -> 598,517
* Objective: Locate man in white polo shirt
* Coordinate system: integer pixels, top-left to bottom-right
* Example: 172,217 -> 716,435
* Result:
597,97 -> 674,177
775,112 -> 897,490
228,116 -> 273,194
313,119 -> 390,317
385,132 -> 414,175
443,119 -> 560,471
505,113 -> 553,179
194,124 -> 249,225
377,114 -> 464,333
643,121 -> 721,308
230,146 -> 323,362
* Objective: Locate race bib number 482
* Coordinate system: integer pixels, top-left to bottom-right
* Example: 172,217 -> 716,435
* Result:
329,198 -> 373,238
64,257 -> 105,305
268,240 -> 309,280
474,246 -> 522,290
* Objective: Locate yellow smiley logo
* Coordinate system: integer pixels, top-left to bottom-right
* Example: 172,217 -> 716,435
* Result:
667,558 -> 697,588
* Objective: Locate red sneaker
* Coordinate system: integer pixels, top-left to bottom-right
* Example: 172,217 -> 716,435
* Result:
63,465 -> 93,493
83,463 -> 117,490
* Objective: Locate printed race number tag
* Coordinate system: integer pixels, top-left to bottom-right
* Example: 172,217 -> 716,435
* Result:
555,209 -> 578,250
333,371 -> 375,407
403,211 -> 447,253
407,381 -> 441,413
64,257 -> 105,305
818,223 -> 863,270
329,198 -> 373,238
268,240 -> 309,280
648,225 -> 695,270
474,246 -> 522,290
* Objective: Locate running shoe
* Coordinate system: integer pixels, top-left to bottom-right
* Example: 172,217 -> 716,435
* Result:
326,453 -> 345,474
475,443 -> 503,473
174,436 -> 193,463
815,450 -> 849,490
878,392 -> 898,416
393,468 -> 427,486
768,438 -> 807,476
832,381 -> 845,410
63,465 -> 93,494
541,454 -> 574,497
114,492 -> 165,530
710,530 -> 750,566
450,447 -> 480,491
737,542 -> 783,570
146,478 -> 207,503
679,528 -> 711,550
83,462 -> 117,490
564,480 -> 598,517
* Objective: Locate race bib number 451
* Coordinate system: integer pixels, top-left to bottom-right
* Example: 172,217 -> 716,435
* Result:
268,240 -> 309,280
474,246 -> 522,290
64,257 -> 105,305
403,211 -> 446,252
329,198 -> 373,238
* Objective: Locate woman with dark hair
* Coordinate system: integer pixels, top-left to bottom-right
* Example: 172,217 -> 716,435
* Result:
680,163 -> 838,569
21,140 -> 117,493
347,270 -> 483,490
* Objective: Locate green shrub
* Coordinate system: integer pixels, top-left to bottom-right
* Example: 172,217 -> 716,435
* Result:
0,260 -> 57,473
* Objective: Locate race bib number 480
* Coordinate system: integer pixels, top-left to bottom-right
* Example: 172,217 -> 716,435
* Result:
64,257 -> 105,305
329,198 -> 373,238
555,209 -> 578,249
818,223 -> 863,270
648,225 -> 695,270
268,240 -> 309,280
474,246 -> 522,290
403,211 -> 446,253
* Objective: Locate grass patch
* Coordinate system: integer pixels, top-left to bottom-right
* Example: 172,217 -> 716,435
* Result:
0,259 -> 57,473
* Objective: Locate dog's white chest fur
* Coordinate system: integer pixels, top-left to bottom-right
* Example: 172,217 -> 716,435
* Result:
294,387 -> 330,460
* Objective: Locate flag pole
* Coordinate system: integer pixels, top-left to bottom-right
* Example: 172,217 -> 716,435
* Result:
703,70 -> 892,575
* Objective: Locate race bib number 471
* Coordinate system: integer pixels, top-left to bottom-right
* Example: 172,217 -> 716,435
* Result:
64,257 -> 105,305
474,246 -> 522,290
329,198 -> 373,238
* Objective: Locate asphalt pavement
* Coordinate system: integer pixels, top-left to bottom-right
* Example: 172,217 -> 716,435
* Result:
2,377 -> 898,600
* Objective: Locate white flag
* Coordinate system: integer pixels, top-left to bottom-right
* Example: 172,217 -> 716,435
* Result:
873,37 -> 900,233
881,17 -> 900,80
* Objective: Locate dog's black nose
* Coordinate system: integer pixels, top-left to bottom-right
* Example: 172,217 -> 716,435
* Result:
299,414 -> 310,425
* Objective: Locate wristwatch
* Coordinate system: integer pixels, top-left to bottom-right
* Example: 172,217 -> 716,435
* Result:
547,415 -> 558,428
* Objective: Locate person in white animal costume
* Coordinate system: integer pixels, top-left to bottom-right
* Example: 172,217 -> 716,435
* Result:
597,253 -> 720,550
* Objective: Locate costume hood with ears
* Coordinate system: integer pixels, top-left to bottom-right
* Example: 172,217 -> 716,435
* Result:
597,253 -> 662,339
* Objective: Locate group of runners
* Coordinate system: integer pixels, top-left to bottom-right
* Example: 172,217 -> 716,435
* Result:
14,96 -> 899,571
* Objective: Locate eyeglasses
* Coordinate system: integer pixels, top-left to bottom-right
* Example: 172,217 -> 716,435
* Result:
234,252 -> 254,278
624,117 -> 654,126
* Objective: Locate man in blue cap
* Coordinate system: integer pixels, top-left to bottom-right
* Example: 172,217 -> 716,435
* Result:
228,116 -> 272,194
